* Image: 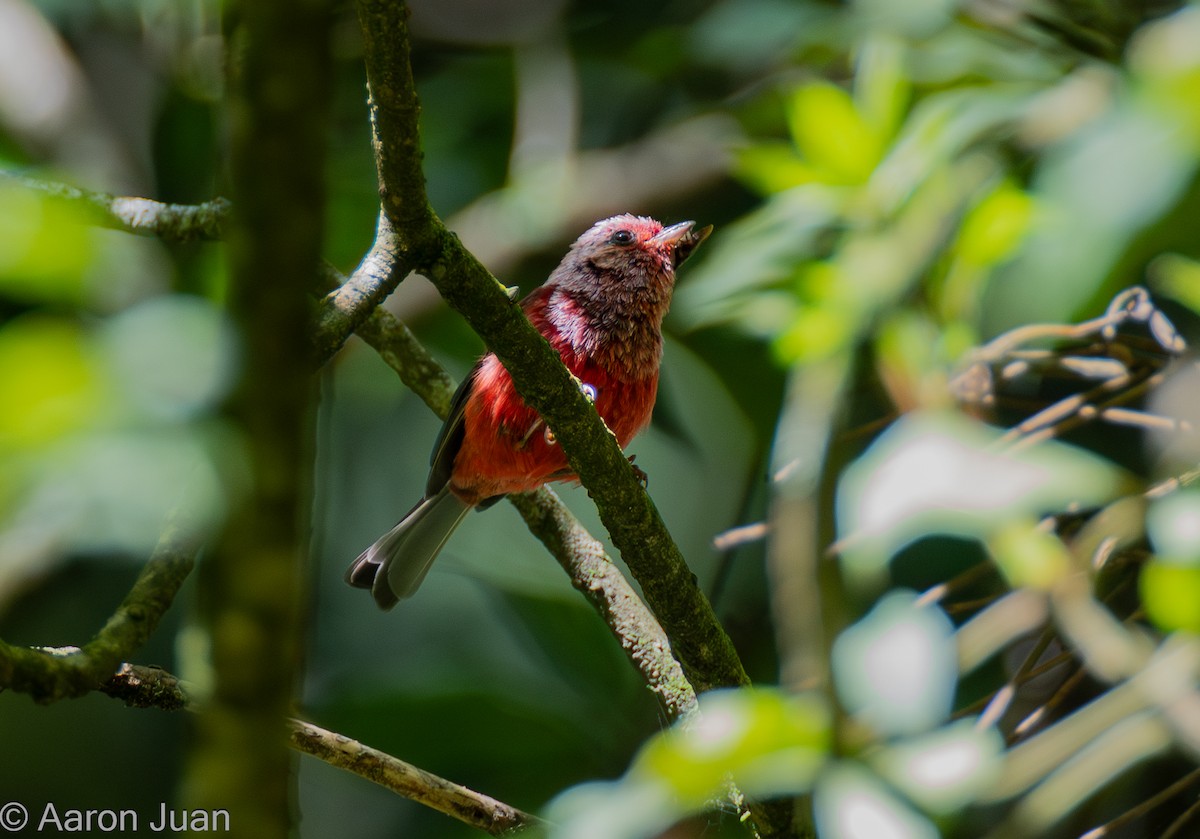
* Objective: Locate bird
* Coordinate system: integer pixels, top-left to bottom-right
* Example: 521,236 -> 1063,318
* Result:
346,214 -> 712,609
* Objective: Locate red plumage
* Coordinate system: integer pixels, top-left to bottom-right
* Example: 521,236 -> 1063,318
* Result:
449,287 -> 660,503
348,214 -> 711,608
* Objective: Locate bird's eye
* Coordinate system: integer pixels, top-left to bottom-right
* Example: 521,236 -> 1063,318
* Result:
610,229 -> 636,246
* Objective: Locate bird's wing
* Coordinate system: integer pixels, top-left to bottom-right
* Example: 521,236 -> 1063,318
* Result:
426,284 -> 556,501
425,363 -> 480,497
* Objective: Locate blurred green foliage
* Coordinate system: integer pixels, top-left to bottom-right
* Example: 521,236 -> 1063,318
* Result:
4,0 -> 1200,838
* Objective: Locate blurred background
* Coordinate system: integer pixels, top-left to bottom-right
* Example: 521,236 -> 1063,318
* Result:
2,0 -> 1200,837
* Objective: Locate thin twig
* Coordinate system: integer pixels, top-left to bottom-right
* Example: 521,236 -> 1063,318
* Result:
290,720 -> 539,836
975,626 -> 1058,730
1161,794 -> 1200,839
1013,666 -> 1089,741
712,522 -> 769,552
0,170 -> 229,241
916,561 -> 998,608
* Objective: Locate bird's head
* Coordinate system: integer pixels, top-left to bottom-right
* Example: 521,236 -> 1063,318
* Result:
548,214 -> 712,307
581,214 -> 711,270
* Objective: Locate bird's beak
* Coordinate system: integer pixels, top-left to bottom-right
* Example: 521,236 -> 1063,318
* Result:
650,221 -> 713,268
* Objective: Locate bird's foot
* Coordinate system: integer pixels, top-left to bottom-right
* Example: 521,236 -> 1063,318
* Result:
628,455 -> 648,488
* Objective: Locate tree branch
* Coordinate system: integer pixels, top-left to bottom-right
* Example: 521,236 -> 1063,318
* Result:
289,719 -> 538,836
354,0 -> 749,696
313,210 -> 415,362
0,507 -> 202,703
508,488 -> 698,721
0,170 -> 229,242
99,664 -> 538,836
179,0 -> 332,834
514,481 -> 787,838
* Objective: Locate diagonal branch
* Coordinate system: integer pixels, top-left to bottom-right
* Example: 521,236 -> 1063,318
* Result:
354,0 -> 748,696
508,488 -> 698,721
290,719 -> 538,836
313,210 -> 415,362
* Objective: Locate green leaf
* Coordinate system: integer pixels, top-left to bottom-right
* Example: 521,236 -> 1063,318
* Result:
1141,561 -> 1200,633
1150,253 -> 1200,316
836,412 -> 1123,582
814,762 -> 940,839
0,316 -> 108,449
987,521 -> 1073,591
955,179 -> 1034,268
1146,490 -> 1200,560
788,82 -> 881,184
832,590 -> 957,737
854,35 -> 910,145
1128,6 -> 1200,147
545,688 -> 831,839
872,719 -> 1005,814
0,182 -> 95,305
774,300 -> 858,364
671,187 -> 839,332
735,143 -> 821,195
633,689 -> 830,803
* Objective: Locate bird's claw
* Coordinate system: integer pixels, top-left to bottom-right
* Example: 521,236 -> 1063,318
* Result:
628,455 -> 648,488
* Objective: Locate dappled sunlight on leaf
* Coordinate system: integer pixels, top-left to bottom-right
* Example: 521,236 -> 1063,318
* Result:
735,143 -> 820,195
787,83 -> 882,185
836,412 -> 1123,583
1139,561 -> 1200,633
1146,489 -> 1200,560
871,718 -> 1004,815
1140,492 -> 1200,632
545,688 -> 830,839
987,522 -> 1073,591
814,762 -> 940,839
634,689 -> 829,803
833,590 -> 957,737
1149,252 -> 1200,315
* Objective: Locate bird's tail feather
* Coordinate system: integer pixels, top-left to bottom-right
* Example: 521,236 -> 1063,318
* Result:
345,487 -> 471,609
